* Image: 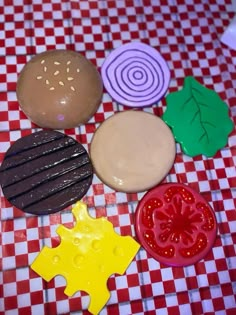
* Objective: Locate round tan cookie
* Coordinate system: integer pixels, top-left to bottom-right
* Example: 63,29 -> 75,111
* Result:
90,110 -> 176,193
16,50 -> 103,129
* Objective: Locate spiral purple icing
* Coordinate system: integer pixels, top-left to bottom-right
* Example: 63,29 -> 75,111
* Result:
102,42 -> 170,107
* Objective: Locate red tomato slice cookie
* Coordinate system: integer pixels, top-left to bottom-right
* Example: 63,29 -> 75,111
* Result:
135,183 -> 217,266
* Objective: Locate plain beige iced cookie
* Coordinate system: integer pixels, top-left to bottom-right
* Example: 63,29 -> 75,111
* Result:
90,110 -> 176,193
16,50 -> 103,129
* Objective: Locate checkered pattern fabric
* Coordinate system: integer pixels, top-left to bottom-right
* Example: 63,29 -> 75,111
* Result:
0,0 -> 236,314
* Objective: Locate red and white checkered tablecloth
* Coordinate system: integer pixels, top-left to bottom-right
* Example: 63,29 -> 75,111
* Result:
0,1 -> 236,314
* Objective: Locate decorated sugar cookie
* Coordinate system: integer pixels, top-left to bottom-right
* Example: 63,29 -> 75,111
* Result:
17,50 -> 103,129
102,42 -> 170,107
31,201 -> 140,314
0,130 -> 93,215
90,111 -> 176,193
163,76 -> 234,157
135,183 -> 217,266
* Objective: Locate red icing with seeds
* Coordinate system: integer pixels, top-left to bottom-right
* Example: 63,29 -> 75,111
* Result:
144,230 -> 174,258
164,186 -> 194,203
135,183 -> 217,266
196,202 -> 215,231
180,233 -> 208,258
142,198 -> 163,228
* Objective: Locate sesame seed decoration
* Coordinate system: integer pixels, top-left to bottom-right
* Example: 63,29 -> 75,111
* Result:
37,58 -> 80,92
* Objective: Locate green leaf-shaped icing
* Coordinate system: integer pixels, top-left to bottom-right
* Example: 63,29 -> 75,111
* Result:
162,76 -> 234,157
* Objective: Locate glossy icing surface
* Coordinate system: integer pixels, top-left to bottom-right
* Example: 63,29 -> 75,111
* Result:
0,130 -> 93,215
135,183 -> 217,266
102,42 -> 170,107
163,76 -> 234,157
90,111 -> 176,193
17,50 -> 103,129
31,201 -> 140,314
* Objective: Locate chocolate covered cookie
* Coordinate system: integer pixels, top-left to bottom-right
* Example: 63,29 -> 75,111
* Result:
0,130 -> 93,215
16,50 -> 103,129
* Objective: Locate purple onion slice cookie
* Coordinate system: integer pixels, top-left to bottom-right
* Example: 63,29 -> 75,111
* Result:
102,42 -> 170,107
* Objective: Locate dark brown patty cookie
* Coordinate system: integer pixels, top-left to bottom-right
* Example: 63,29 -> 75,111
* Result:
0,130 -> 93,215
16,50 -> 103,129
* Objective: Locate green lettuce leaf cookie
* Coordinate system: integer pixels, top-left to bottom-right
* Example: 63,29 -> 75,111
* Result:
162,76 -> 234,157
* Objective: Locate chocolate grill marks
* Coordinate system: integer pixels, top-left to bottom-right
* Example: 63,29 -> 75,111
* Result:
0,131 -> 93,215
